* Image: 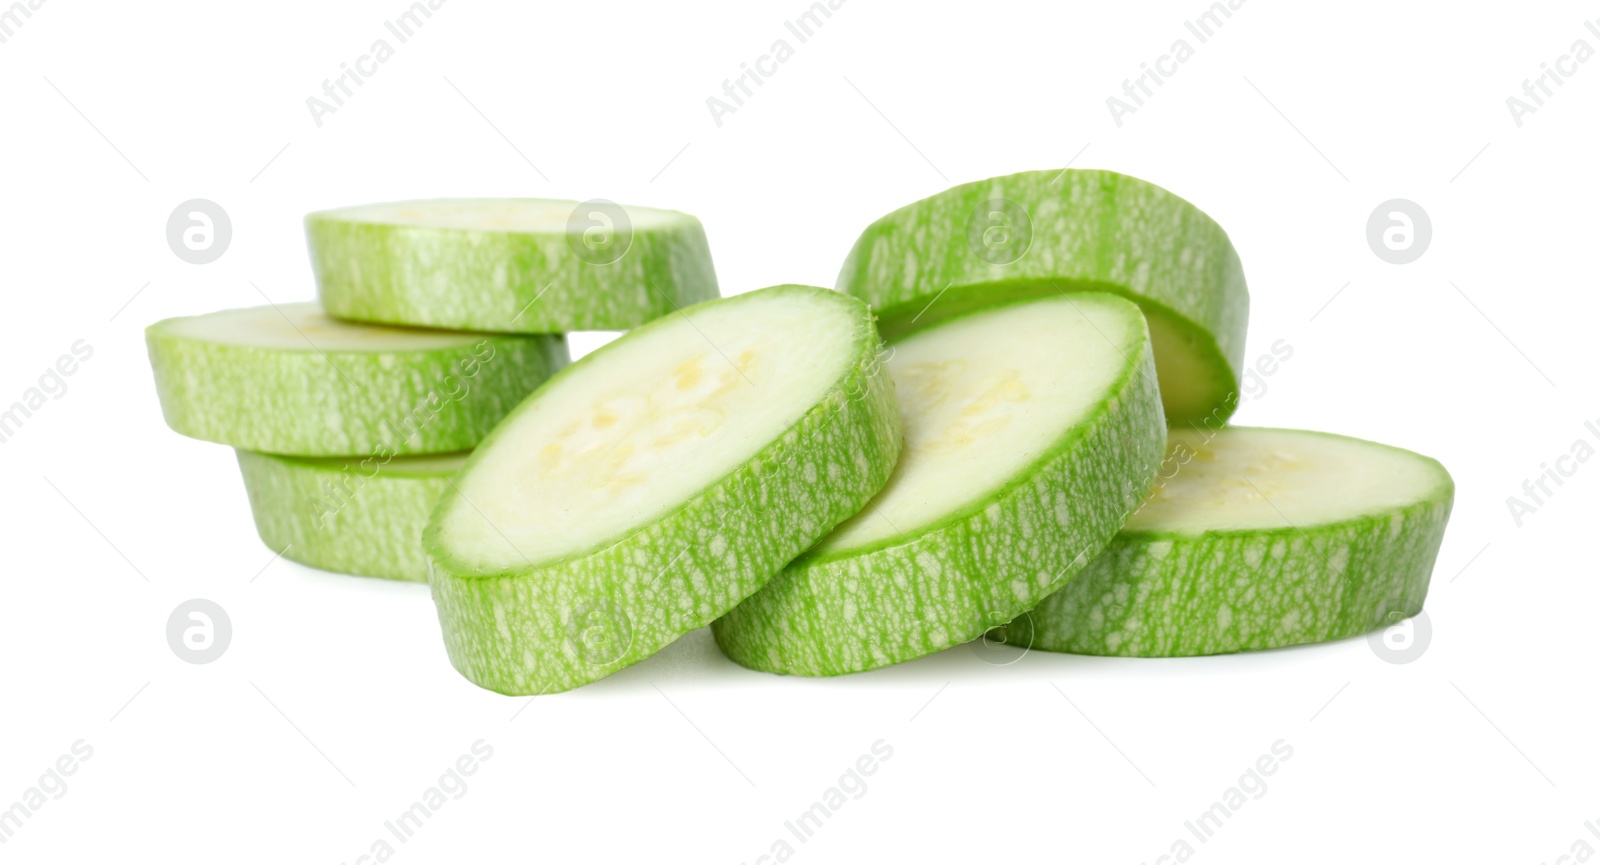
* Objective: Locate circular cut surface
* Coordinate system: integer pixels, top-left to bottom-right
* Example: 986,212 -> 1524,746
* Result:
1131,427 -> 1449,534
160,302 -> 482,351
318,198 -> 687,232
821,295 -> 1141,554
434,290 -> 861,572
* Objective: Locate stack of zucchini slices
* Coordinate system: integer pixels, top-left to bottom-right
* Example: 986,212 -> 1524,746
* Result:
147,174 -> 1453,695
148,199 -> 716,583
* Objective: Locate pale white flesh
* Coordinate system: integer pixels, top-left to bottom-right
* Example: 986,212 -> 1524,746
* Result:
1131,428 -> 1447,534
317,199 -> 687,232
159,302 -> 482,351
435,291 -> 859,571
819,294 -> 1142,555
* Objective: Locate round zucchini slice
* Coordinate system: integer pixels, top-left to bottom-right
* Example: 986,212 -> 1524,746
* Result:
999,427 -> 1454,656
146,302 -> 566,456
713,293 -> 1165,676
837,169 -> 1247,423
426,285 -> 902,694
308,198 -> 718,333
237,450 -> 467,582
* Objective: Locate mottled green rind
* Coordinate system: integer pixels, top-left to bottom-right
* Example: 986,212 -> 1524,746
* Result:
307,203 -> 720,333
1001,431 -> 1455,657
237,450 -> 464,582
836,169 -> 1247,423
711,298 -> 1167,676
426,286 -> 903,695
147,324 -> 566,456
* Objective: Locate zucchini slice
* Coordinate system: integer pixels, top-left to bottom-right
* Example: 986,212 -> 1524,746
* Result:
1001,427 -> 1454,656
307,198 -> 718,333
713,293 -> 1165,676
237,450 -> 466,582
146,302 -> 566,456
836,169 -> 1248,423
426,285 -> 902,694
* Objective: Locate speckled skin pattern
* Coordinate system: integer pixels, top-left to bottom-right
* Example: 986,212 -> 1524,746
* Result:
836,169 -> 1248,423
308,205 -> 719,333
237,450 -> 462,582
1002,432 -> 1455,657
711,297 -> 1166,677
147,325 -> 566,456
426,287 -> 904,695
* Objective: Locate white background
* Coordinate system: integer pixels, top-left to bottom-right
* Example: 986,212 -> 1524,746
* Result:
1,0 -> 1595,861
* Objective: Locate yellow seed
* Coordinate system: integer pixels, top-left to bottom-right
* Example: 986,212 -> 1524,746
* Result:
538,442 -> 563,470
672,357 -> 706,391
969,416 -> 1012,438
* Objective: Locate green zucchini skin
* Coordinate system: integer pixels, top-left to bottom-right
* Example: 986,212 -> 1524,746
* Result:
236,450 -> 466,582
1000,429 -> 1455,657
836,169 -> 1247,423
147,317 -> 567,457
307,200 -> 719,333
712,294 -> 1166,677
426,286 -> 904,695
